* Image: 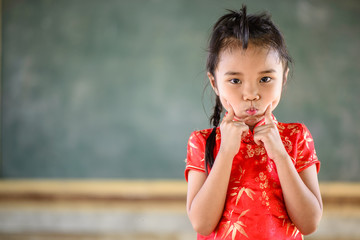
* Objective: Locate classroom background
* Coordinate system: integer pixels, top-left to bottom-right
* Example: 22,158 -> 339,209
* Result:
0,0 -> 359,239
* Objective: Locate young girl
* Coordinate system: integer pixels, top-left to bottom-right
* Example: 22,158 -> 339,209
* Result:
185,6 -> 322,240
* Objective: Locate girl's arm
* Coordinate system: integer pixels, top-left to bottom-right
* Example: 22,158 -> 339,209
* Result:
275,158 -> 322,235
186,150 -> 234,236
254,105 -> 322,235
186,105 -> 249,236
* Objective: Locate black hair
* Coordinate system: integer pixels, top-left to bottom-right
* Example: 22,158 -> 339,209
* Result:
204,5 -> 293,174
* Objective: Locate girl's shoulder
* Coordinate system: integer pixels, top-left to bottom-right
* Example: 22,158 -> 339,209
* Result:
277,121 -> 313,139
277,122 -> 309,133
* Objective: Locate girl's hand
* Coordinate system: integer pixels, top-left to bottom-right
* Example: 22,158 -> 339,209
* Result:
253,104 -> 288,162
219,102 -> 249,156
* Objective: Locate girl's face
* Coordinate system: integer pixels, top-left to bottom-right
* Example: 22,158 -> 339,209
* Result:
209,44 -> 289,129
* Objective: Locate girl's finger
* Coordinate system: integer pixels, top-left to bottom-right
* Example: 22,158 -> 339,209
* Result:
254,136 -> 264,146
224,100 -> 235,122
264,103 -> 273,124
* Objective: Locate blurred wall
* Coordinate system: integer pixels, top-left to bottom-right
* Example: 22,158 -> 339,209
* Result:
1,0 -> 360,180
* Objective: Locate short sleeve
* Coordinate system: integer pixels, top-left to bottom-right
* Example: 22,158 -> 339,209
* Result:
295,124 -> 320,173
184,131 -> 207,182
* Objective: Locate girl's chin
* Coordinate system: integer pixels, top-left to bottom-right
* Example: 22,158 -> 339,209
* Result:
244,116 -> 265,129
244,119 -> 257,128
234,114 -> 263,123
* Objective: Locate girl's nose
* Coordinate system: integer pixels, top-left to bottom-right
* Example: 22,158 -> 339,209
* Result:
243,83 -> 260,101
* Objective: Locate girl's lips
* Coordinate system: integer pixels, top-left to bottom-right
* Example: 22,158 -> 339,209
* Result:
246,107 -> 258,115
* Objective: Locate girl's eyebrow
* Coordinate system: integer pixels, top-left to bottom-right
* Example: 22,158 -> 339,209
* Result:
259,69 -> 276,74
224,71 -> 243,76
224,69 -> 276,76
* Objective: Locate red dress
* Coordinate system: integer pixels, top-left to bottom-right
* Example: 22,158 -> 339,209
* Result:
185,116 -> 320,240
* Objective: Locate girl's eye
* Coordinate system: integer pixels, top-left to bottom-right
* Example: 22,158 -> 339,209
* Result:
260,77 -> 271,83
230,78 -> 241,84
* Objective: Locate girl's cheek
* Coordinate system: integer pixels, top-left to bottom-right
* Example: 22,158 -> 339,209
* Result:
271,100 -> 280,111
219,96 -> 229,110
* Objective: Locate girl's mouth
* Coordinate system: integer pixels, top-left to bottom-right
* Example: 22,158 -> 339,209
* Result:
246,107 -> 258,116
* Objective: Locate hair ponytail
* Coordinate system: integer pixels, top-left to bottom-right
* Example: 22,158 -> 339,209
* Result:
205,95 -> 222,174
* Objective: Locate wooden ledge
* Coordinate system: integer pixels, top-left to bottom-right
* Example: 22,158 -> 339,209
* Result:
0,180 -> 187,203
319,182 -> 360,206
0,180 -> 359,205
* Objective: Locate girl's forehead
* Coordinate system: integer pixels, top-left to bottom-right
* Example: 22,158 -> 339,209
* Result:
217,44 -> 284,71
220,44 -> 280,62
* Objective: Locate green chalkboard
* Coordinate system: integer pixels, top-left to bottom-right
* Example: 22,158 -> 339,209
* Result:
1,0 -> 360,180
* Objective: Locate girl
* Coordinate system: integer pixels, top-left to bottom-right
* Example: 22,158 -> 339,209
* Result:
185,5 -> 322,240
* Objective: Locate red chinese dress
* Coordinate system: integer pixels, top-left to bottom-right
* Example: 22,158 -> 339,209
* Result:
185,116 -> 320,240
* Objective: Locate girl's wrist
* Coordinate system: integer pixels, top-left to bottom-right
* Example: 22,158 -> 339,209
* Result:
218,147 -> 237,160
272,151 -> 291,165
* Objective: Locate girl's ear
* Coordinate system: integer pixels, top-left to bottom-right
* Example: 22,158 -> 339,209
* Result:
207,72 -> 219,95
283,67 -> 290,86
